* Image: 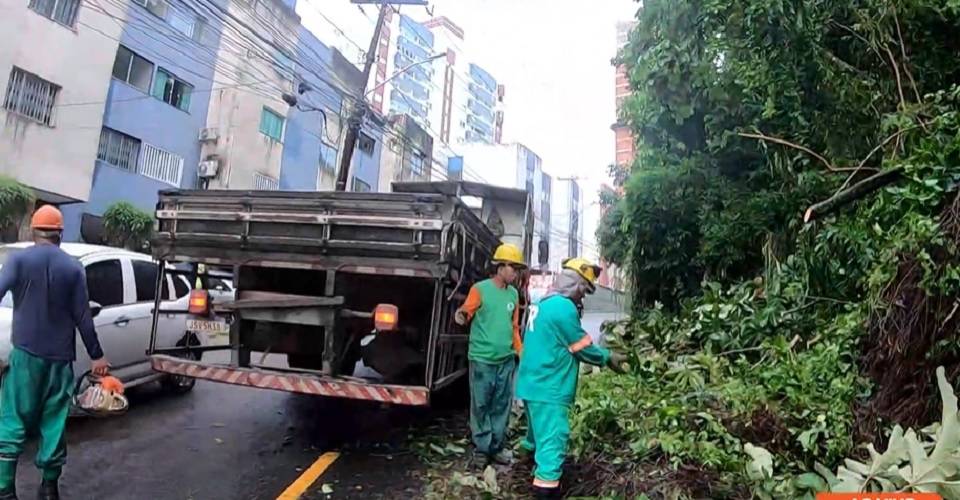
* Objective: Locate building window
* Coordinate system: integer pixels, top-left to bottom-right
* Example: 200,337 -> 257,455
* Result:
111,45 -> 154,93
97,127 -> 142,171
409,152 -> 425,177
139,143 -> 183,185
3,67 -> 59,126
28,0 -> 80,26
152,68 -> 192,111
259,107 -> 284,141
134,0 -> 167,18
254,173 -> 279,190
319,142 -> 337,171
168,2 -> 203,39
352,178 -> 371,192
357,132 -> 375,156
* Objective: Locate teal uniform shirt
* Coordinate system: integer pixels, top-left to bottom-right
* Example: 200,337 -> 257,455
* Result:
465,279 -> 520,364
517,295 -> 611,406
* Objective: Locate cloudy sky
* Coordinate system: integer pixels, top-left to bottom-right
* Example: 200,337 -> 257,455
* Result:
297,0 -> 640,257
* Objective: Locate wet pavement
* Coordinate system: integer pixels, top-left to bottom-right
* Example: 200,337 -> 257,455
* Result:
8,312 -> 623,500
13,356 -> 441,500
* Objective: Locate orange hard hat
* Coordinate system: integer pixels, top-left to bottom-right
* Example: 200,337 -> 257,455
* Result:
30,205 -> 64,231
99,375 -> 124,395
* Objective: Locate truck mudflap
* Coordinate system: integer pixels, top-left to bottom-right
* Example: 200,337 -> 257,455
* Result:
150,355 -> 429,406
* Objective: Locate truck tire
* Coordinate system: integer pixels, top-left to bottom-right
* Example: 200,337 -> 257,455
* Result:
430,374 -> 470,410
161,334 -> 200,394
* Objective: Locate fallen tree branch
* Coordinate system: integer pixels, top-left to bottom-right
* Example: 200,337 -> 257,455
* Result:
804,167 -> 905,223
738,132 -> 868,173
835,126 -> 918,194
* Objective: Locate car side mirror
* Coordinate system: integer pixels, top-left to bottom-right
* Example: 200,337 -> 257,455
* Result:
214,284 -> 226,292
89,301 -> 102,318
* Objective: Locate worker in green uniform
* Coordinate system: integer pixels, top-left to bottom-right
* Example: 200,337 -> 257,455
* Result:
516,258 -> 627,498
0,206 -> 110,500
455,243 -> 525,466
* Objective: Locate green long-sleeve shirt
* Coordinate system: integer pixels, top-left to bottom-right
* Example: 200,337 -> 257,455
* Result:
516,295 -> 611,406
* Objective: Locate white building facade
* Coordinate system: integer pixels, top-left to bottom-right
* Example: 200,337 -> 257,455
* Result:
549,178 -> 584,273
459,142 -> 552,269
0,0 -> 125,205
201,0 -> 300,191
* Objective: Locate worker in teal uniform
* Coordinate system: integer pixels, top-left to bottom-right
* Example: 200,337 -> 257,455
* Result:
0,206 -> 110,500
455,243 -> 525,466
516,258 -> 627,498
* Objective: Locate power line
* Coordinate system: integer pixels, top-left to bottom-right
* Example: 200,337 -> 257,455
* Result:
80,0 -> 289,102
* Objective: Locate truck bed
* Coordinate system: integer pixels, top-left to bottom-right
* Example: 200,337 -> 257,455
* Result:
152,189 -> 499,278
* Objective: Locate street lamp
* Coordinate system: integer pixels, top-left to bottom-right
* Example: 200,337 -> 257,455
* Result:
365,52 -> 447,97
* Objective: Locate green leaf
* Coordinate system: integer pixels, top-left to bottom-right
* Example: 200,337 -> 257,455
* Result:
744,443 -> 773,480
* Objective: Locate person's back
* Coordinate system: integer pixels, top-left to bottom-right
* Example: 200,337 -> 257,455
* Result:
4,244 -> 87,361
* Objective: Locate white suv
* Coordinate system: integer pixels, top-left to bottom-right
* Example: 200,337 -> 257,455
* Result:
0,243 -> 205,393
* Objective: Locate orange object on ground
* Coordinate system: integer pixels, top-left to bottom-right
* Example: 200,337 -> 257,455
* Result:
30,205 -> 64,230
816,494 -> 941,500
99,375 -> 124,395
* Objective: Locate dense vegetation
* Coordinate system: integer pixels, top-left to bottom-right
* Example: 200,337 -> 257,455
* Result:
103,201 -> 154,251
588,0 -> 960,497
0,176 -> 34,242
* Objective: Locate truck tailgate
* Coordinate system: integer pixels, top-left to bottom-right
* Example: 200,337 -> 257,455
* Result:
151,355 -> 430,405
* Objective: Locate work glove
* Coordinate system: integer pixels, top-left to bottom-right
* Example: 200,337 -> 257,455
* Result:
606,352 -> 629,374
454,309 -> 469,326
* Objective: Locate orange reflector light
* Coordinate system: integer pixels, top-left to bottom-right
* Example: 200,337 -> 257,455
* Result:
374,304 -> 399,331
188,290 -> 209,315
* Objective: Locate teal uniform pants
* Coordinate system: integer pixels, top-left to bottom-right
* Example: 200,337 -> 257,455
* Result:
469,357 -> 515,456
0,348 -> 74,489
523,400 -> 570,485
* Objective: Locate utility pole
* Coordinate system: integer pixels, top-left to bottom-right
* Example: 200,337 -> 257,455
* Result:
336,0 -> 429,191
335,2 -> 388,191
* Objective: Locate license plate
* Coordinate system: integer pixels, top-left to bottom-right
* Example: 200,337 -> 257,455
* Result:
186,319 -> 229,335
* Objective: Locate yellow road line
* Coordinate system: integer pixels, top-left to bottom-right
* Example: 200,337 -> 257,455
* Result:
277,451 -> 340,500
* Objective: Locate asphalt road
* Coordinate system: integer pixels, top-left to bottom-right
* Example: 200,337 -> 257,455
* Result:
10,312 -> 623,500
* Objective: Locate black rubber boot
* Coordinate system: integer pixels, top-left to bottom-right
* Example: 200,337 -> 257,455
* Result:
0,486 -> 16,500
532,485 -> 561,499
36,480 -> 57,500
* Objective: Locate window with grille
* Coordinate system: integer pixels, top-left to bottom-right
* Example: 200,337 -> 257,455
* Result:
254,173 -> 279,190
28,0 -> 80,26
259,107 -> 284,141
97,127 -> 142,171
139,143 -> 183,185
151,68 -> 192,111
3,68 -> 59,126
111,45 -> 154,93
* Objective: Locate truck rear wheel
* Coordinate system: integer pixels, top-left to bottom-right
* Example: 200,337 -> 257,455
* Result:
161,335 -> 200,394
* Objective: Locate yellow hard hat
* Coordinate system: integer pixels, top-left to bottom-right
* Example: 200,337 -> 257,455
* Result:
492,243 -> 526,268
562,257 -> 602,290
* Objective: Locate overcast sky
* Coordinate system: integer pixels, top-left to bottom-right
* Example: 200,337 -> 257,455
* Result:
297,0 -> 640,257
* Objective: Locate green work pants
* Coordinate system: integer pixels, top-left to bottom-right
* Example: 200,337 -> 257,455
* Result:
0,348 -> 74,489
469,357 -> 515,456
524,400 -> 570,484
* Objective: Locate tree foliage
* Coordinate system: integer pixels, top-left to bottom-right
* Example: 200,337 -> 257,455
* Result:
579,0 -> 960,497
608,0 -> 959,309
103,202 -> 153,251
0,176 -> 33,241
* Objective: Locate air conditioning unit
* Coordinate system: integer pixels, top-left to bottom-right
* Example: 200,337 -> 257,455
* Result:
198,159 -> 220,178
198,128 -> 219,142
